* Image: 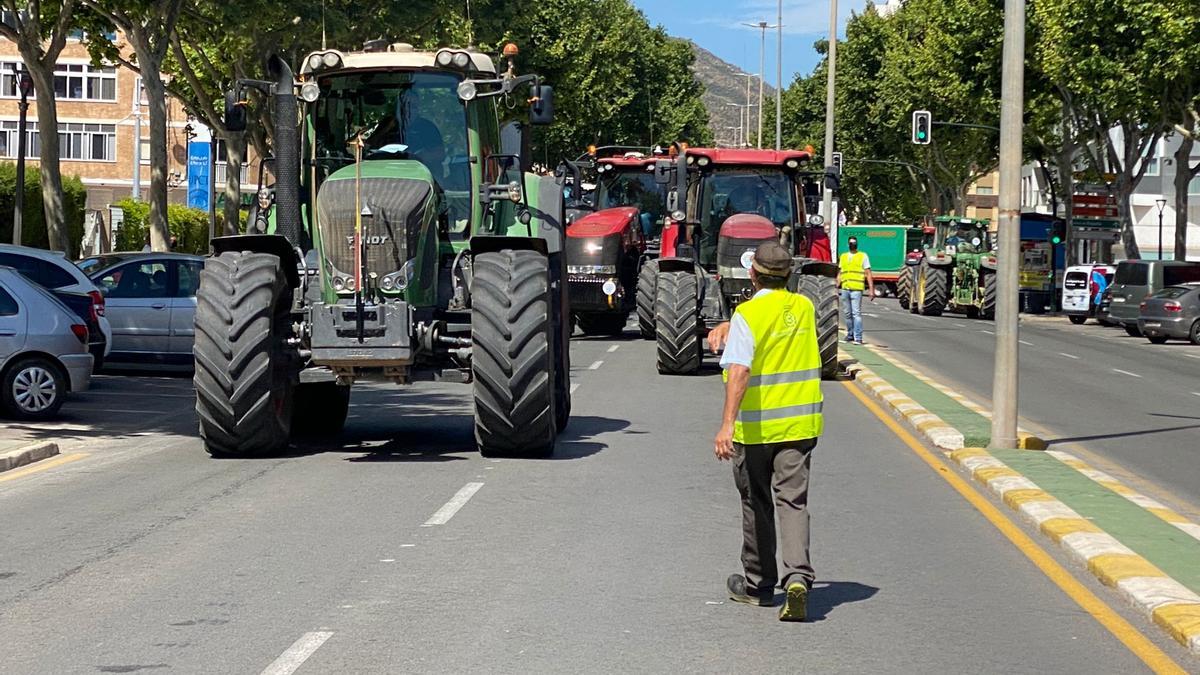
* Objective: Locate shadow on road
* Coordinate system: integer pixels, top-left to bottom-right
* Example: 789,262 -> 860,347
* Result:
803,580 -> 880,622
549,414 -> 637,460
1047,422 -> 1200,445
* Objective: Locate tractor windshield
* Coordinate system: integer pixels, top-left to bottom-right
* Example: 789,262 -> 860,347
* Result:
696,168 -> 795,265
312,71 -> 472,232
944,222 -> 991,252
595,170 -> 665,233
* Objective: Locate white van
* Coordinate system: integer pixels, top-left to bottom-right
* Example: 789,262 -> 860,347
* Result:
1062,264 -> 1114,324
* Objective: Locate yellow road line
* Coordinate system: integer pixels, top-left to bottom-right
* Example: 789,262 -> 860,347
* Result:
0,452 -> 89,484
842,381 -> 1186,674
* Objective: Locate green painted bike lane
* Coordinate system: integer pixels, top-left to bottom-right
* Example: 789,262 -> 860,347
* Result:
843,343 -> 1200,595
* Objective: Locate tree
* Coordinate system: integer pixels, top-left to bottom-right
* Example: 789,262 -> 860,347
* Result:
81,0 -> 183,253
0,0 -> 80,254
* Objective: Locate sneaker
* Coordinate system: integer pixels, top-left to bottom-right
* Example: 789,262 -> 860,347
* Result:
727,574 -> 773,607
778,582 -> 808,621
843,335 -> 854,343
854,339 -> 865,345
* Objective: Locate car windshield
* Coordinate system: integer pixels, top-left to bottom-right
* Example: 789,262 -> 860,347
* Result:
78,255 -> 126,274
312,70 -> 471,232
1152,286 -> 1192,299
697,168 -> 794,265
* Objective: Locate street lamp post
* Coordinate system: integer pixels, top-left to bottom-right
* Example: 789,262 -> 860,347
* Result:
775,0 -> 783,150
12,65 -> 33,246
742,21 -> 777,149
820,0 -> 838,229
739,72 -> 756,147
1155,198 -> 1167,260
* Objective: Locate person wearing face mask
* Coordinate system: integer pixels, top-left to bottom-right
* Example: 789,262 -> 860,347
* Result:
837,236 -> 874,344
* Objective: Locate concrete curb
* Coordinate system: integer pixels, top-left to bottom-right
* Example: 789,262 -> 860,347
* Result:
948,447 -> 1200,655
0,441 -> 60,473
840,353 -> 964,450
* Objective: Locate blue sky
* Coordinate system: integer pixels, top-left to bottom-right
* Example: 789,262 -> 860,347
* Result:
632,0 -> 865,88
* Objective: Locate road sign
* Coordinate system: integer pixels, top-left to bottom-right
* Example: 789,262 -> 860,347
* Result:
1073,218 -> 1120,229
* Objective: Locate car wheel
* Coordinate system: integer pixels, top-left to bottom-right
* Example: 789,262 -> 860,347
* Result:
1147,335 -> 1168,345
1068,315 -> 1087,325
2,356 -> 67,420
1190,319 -> 1200,346
1124,323 -> 1142,337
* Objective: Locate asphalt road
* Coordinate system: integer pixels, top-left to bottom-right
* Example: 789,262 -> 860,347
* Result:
858,299 -> 1200,519
0,328 -> 1188,672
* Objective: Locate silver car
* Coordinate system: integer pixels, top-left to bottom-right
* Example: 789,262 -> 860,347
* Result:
0,267 -> 93,419
85,252 -> 205,366
1138,283 -> 1200,344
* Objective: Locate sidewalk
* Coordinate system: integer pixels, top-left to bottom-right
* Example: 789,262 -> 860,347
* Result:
841,343 -> 1200,655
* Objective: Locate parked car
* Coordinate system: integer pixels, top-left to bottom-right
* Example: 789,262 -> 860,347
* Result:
0,267 -> 92,419
1062,264 -> 1114,325
84,252 -> 205,366
1097,288 -> 1116,326
1138,283 -> 1200,345
1107,260 -> 1200,336
0,244 -> 112,368
50,289 -> 108,367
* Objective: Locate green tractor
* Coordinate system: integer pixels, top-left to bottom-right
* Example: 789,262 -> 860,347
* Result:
194,42 -> 571,457
911,216 -> 998,319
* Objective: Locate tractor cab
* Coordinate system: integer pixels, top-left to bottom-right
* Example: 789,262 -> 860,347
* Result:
934,216 -> 993,255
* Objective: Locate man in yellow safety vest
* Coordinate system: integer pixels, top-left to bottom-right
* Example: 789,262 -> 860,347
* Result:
837,236 -> 875,344
709,241 -> 824,622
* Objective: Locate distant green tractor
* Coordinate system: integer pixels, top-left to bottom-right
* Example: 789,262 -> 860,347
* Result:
911,216 -> 998,319
195,41 -> 571,458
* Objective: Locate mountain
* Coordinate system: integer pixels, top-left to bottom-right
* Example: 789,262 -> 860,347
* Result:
689,42 -> 776,147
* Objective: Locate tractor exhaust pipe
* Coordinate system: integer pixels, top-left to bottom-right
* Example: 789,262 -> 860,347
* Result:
267,55 -> 302,249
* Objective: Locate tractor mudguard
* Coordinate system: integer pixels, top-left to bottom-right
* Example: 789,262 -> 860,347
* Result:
980,258 -> 998,271
211,234 -> 301,288
471,236 -> 549,257
656,257 -> 701,275
797,259 -> 838,279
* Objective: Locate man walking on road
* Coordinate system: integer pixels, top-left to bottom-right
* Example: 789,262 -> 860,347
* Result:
837,236 -> 874,344
709,241 -> 824,622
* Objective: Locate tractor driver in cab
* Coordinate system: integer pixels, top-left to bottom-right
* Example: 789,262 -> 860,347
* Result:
724,183 -> 767,222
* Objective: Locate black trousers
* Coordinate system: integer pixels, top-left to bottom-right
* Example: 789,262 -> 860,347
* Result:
732,437 -> 817,594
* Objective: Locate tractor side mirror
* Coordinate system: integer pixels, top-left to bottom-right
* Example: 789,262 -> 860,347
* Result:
224,90 -> 247,132
529,85 -> 554,125
653,159 -> 673,185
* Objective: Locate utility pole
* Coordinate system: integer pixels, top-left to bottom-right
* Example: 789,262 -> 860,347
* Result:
990,0 -> 1026,450
740,72 -> 755,147
132,81 -> 143,200
12,65 -> 32,246
775,0 -> 783,150
820,0 -> 838,227
743,21 -> 775,149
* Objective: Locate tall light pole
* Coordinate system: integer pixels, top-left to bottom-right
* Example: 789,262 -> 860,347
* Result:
739,72 -> 756,146
742,21 -> 777,149
12,65 -> 32,246
990,0 -> 1027,450
820,0 -> 838,227
775,0 -> 783,150
1155,198 -> 1167,260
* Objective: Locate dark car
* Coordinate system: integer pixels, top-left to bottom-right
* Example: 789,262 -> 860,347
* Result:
50,289 -> 108,370
1138,283 -> 1200,344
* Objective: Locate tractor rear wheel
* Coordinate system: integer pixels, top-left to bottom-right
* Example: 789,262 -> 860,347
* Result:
897,266 -> 913,309
797,274 -> 839,380
577,312 -> 627,336
472,250 -> 556,457
918,261 -> 948,316
291,380 -> 350,436
636,259 -> 659,339
655,270 -> 701,375
194,251 -> 296,457
980,270 -> 997,320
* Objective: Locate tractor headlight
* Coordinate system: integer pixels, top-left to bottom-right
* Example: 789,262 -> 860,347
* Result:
299,81 -> 320,102
686,156 -> 695,165
381,275 -> 395,291
507,181 -> 522,203
307,54 -> 323,71
785,159 -> 799,169
333,276 -> 346,291
257,187 -> 273,210
807,214 -> 824,226
321,52 -> 341,69
671,210 -> 685,222
696,156 -> 711,167
452,51 -> 471,68
382,260 -> 415,292
457,80 -> 477,101
345,277 -> 357,291
435,50 -> 454,67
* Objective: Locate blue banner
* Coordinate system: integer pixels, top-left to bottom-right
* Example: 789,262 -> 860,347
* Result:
187,141 -> 211,211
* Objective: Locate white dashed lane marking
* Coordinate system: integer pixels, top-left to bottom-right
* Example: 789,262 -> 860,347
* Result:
422,482 -> 484,527
1059,352 -> 1080,360
589,360 -> 604,370
260,631 -> 334,675
1112,368 -> 1142,378
570,383 -> 580,394
607,344 -> 620,353
1019,339 -> 1034,346
980,329 -> 995,335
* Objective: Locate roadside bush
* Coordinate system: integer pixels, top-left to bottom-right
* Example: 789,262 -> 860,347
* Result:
0,162 -> 87,256
112,199 -> 212,255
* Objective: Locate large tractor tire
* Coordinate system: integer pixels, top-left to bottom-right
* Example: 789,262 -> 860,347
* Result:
291,380 -> 351,437
917,260 -> 948,316
194,251 -> 296,457
655,270 -> 701,375
472,249 -> 556,457
980,270 -> 997,320
577,312 -> 627,336
797,274 -> 840,380
636,259 -> 659,339
896,266 -> 913,310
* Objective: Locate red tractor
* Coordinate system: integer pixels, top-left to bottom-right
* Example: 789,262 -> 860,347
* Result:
648,147 -> 840,378
563,148 -> 676,336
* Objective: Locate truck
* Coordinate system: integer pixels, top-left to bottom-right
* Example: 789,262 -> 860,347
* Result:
836,225 -> 910,297
193,41 -> 571,458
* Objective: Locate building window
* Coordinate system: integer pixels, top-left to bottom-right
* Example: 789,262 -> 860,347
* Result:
52,63 -> 117,102
57,123 -> 116,161
1189,174 -> 1200,196
975,186 -> 994,196
1140,140 -> 1161,177
139,138 -> 151,165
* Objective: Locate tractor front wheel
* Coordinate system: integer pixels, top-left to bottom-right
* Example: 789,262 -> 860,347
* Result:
636,259 -> 659,339
797,274 -> 839,380
194,251 -> 297,457
896,266 -> 913,309
655,271 -> 701,375
472,249 -> 556,457
917,261 -> 948,316
980,270 -> 997,320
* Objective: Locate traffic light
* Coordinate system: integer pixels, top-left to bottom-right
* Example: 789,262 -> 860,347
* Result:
1050,220 -> 1065,245
912,110 -> 931,145
831,151 -> 842,175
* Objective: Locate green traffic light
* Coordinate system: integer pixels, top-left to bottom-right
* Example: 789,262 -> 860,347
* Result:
1051,236 -> 1062,244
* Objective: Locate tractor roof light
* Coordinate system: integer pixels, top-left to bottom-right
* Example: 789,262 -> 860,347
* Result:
435,50 -> 454,67
452,51 -> 471,68
785,158 -> 800,169
299,81 -> 320,102
696,156 -> 711,167
507,181 -> 522,203
307,53 -> 323,71
321,52 -> 341,69
456,80 -> 477,101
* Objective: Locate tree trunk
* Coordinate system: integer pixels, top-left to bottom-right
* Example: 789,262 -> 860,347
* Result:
23,59 -> 67,255
222,131 -> 244,235
1172,133 -> 1193,262
141,66 -> 171,252
1115,183 -> 1140,259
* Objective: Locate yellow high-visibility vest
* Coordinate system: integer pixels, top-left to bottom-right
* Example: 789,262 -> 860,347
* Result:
839,251 -> 867,291
726,290 -> 824,444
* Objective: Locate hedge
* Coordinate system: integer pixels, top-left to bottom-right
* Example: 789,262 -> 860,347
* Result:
0,162 -> 87,256
112,199 -> 250,255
